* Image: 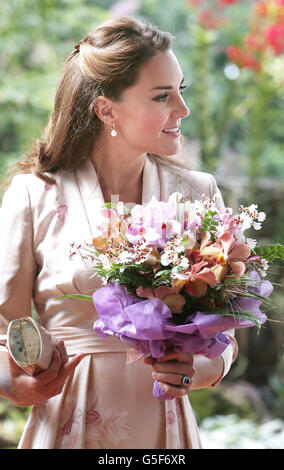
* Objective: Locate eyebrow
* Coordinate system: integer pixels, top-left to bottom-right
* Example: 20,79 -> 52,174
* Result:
149,77 -> 185,91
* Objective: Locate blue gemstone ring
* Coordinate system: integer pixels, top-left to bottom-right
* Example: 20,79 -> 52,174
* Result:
182,375 -> 191,386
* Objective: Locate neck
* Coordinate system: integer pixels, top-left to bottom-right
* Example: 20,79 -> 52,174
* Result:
90,134 -> 147,203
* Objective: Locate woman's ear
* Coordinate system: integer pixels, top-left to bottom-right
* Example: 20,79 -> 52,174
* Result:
94,96 -> 115,125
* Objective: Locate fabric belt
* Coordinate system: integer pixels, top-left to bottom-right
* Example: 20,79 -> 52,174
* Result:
48,326 -> 128,356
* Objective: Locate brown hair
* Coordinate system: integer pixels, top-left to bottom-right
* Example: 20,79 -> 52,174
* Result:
6,17 -> 178,186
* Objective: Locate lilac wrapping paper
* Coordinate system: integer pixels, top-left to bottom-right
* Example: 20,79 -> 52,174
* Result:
92,273 -> 272,400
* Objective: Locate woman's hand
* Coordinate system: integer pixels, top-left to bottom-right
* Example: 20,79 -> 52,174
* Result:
144,347 -> 195,398
4,340 -> 85,407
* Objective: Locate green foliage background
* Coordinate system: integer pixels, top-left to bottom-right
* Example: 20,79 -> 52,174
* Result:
0,0 -> 283,449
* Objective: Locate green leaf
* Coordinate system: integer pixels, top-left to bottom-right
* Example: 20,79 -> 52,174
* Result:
254,243 -> 284,263
209,309 -> 264,332
56,294 -> 93,302
199,210 -> 219,242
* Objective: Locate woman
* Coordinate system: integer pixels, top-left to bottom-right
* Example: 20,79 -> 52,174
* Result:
0,17 -> 238,449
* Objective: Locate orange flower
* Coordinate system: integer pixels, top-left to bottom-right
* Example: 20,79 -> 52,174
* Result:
254,1 -> 268,17
200,231 -> 251,281
92,236 -> 108,250
184,261 -> 218,297
136,285 -> 185,314
145,246 -> 161,265
162,294 -> 186,314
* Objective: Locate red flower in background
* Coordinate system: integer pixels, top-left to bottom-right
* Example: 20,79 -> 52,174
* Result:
227,45 -> 262,71
188,0 -> 284,65
189,0 -> 239,5
227,0 -> 284,72
254,0 -> 268,16
198,8 -> 227,29
265,22 -> 284,54
218,0 -> 239,4
188,0 -> 203,6
244,32 -> 266,53
254,0 -> 284,18
188,0 -> 240,30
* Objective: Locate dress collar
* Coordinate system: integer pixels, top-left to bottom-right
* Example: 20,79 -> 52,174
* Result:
74,154 -> 161,236
142,154 -> 160,204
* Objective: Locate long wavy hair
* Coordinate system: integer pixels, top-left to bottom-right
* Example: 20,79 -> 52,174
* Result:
4,17 -> 188,187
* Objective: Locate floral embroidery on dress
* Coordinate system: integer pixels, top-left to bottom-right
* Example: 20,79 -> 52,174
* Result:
56,204 -> 68,223
158,162 -> 199,201
86,408 -> 100,425
165,399 -> 187,449
166,409 -> 176,425
54,396 -> 83,449
85,392 -> 132,448
176,398 -> 183,418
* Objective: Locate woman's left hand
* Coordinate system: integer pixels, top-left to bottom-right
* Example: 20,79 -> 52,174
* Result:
144,348 -> 195,398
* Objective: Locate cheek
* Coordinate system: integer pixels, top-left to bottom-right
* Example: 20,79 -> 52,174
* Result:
129,107 -> 165,135
120,99 -> 164,127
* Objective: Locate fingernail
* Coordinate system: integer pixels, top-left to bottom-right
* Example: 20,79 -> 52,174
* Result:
77,353 -> 86,362
159,382 -> 168,391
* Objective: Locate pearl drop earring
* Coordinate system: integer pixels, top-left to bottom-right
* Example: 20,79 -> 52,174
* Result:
111,124 -> 117,137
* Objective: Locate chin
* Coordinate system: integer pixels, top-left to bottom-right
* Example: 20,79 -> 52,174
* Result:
160,143 -> 182,156
147,141 -> 181,157
162,148 -> 181,156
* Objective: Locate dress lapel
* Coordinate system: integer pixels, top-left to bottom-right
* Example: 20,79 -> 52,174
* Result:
74,158 -> 105,237
75,155 -> 161,237
142,154 -> 160,204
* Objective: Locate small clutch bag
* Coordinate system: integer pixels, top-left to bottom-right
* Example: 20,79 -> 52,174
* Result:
4,317 -> 54,375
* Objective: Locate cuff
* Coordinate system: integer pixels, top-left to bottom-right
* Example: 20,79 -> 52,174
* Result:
210,333 -> 239,387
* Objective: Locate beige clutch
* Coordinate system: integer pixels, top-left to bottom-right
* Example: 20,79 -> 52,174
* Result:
5,317 -> 54,375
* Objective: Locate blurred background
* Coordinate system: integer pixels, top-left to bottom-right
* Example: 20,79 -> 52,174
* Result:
0,0 -> 283,449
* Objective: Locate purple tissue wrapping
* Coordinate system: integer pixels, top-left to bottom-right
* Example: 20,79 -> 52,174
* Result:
92,275 -> 271,400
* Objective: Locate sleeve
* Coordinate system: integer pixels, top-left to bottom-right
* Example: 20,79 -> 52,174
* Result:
0,175 -> 37,347
210,330 -> 239,386
209,174 -> 239,385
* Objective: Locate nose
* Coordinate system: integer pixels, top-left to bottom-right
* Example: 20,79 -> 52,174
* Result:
172,95 -> 190,119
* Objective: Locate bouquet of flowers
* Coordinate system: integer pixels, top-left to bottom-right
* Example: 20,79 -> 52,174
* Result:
69,193 -> 284,399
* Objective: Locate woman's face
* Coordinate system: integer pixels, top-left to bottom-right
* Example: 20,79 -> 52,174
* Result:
113,49 -> 190,156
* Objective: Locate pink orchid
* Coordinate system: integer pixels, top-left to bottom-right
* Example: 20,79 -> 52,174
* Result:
184,261 -> 218,298
200,231 -> 251,281
136,285 -> 186,314
170,260 -> 218,298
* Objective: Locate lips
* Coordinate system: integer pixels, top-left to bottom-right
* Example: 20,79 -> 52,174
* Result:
162,127 -> 180,133
162,127 -> 181,138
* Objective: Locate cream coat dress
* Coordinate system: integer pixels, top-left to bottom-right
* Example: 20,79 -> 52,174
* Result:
0,155 -> 238,449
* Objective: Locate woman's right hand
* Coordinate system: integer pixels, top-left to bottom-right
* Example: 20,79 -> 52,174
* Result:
2,341 -> 85,407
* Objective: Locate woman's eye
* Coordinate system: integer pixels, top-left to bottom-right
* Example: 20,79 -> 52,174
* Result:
153,93 -> 169,102
153,85 -> 188,102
